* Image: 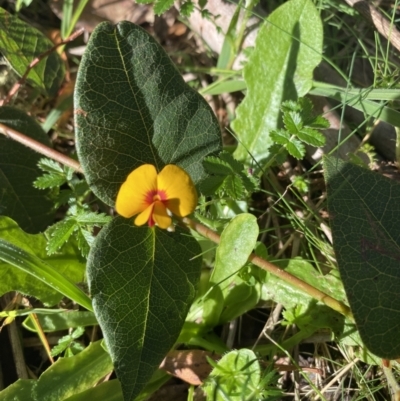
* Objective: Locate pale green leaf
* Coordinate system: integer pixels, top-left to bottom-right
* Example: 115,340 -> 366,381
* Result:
232,0 -> 323,163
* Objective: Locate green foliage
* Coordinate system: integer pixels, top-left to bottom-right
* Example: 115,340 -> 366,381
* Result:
201,151 -> 258,199
0,107 -> 54,233
0,216 -> 86,306
0,341 -> 113,400
232,0 -> 323,163
34,158 -> 109,257
270,97 -> 328,160
0,8 -> 65,97
51,326 -> 85,357
87,218 -> 202,401
203,349 -> 282,400
324,156 -> 400,359
75,21 -> 221,207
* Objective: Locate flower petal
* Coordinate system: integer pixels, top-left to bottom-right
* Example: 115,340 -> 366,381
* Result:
153,201 -> 172,229
116,164 -> 157,218
134,203 -> 154,226
157,165 -> 198,217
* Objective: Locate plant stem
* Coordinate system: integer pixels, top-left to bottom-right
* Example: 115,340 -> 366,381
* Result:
0,123 -> 83,173
182,216 -> 354,321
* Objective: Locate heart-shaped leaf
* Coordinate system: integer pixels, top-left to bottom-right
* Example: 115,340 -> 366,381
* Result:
75,21 -> 221,206
88,218 -> 201,401
324,156 -> 400,359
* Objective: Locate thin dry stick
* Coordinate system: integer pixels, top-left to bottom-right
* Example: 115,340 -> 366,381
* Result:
1,28 -> 84,106
0,123 -> 83,173
345,0 -> 400,53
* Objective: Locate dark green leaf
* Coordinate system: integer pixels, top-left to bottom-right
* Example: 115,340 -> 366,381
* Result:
88,217 -> 202,401
0,107 -> 54,233
224,175 -> 244,199
0,8 -> 65,96
200,175 -> 226,196
219,151 -> 245,174
324,156 -> 400,359
75,22 -> 221,206
203,157 -> 235,175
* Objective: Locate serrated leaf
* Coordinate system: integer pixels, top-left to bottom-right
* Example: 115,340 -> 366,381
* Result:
219,151 -> 245,174
200,175 -> 226,196
75,210 -> 112,225
38,158 -> 65,174
0,216 -> 85,306
0,107 -> 54,233
239,172 -> 257,193
286,138 -> 305,159
324,156 -> 400,359
75,22 -> 221,207
0,8 -> 65,96
224,175 -> 245,199
88,217 -> 202,401
296,127 -> 326,146
153,0 -> 174,14
309,114 -> 330,128
46,218 -> 77,254
34,173 -> 67,189
284,110 -> 302,133
270,130 -> 290,145
203,157 -> 235,176
232,0 -> 323,162
76,228 -> 92,258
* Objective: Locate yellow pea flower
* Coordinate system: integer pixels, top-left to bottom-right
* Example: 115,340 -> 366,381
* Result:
116,164 -> 198,229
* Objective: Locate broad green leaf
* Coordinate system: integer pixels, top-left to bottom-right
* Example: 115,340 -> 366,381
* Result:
64,380 -> 123,401
23,310 -> 97,332
210,213 -> 259,285
0,216 -> 85,306
153,0 -> 174,14
0,239 -> 92,311
203,349 -> 261,401
232,0 -> 323,163
324,156 -> 400,359
34,341 -> 112,401
87,217 -> 202,401
0,8 -> 65,97
0,342 -> 111,401
0,107 -> 54,233
75,21 -> 221,206
261,258 -> 347,309
0,379 -> 36,400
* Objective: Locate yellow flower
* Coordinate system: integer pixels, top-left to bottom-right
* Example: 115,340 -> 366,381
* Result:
116,164 -> 198,229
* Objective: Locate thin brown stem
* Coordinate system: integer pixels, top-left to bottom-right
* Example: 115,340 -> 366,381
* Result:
1,28 -> 84,106
0,123 -> 83,173
182,216 -> 354,321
